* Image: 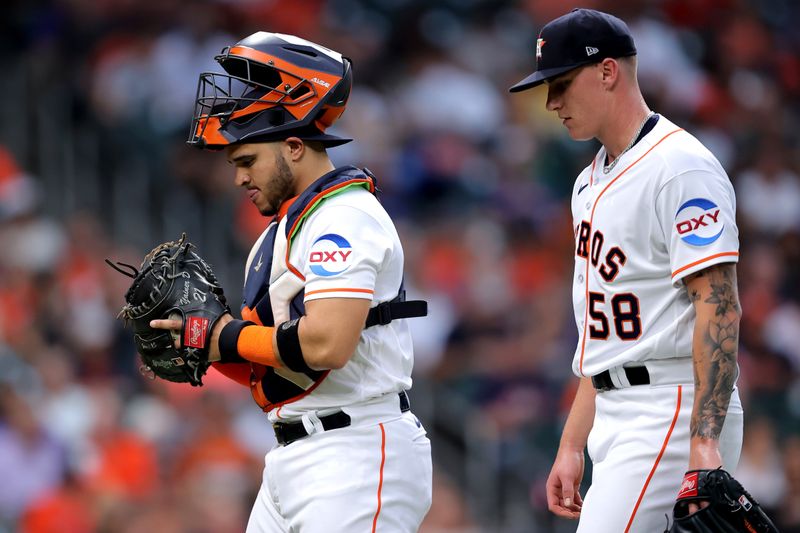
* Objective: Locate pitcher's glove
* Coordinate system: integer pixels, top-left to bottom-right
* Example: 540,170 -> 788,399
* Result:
667,469 -> 779,533
108,234 -> 230,386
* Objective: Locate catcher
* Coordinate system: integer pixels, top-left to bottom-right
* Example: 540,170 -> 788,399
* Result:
113,32 -> 432,533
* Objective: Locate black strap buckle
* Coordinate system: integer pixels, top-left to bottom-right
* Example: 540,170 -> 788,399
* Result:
374,300 -> 394,325
399,390 -> 410,412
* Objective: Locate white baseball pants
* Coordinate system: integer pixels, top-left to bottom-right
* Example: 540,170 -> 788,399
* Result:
576,384 -> 743,533
246,410 -> 432,532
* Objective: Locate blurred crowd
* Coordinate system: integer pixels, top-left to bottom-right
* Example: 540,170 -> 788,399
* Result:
1,0 -> 799,532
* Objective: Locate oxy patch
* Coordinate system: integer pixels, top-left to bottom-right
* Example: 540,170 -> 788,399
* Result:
674,198 -> 724,246
308,233 -> 354,277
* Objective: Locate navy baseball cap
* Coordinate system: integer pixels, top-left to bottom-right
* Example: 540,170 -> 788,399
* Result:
509,8 -> 637,93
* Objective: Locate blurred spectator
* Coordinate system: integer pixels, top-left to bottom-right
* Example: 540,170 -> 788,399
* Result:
420,472 -> 480,533
20,472 -> 96,533
738,145 -> 800,236
0,147 -> 40,224
396,58 -> 505,142
762,302 -> 800,371
136,390 -> 263,532
33,348 -> 95,468
778,435 -> 800,530
735,416 -> 787,512
0,386 -> 65,526
78,385 -> 159,501
629,12 -> 707,114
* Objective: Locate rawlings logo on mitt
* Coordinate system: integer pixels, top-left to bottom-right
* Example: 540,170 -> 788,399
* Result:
107,234 -> 230,386
667,468 -> 779,533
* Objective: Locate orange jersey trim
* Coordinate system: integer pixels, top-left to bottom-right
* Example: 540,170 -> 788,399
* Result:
305,287 -> 374,297
371,423 -> 387,533
277,196 -> 298,220
671,252 -> 739,279
287,262 -> 306,281
284,178 -> 375,281
624,386 -> 683,532
579,128 -> 684,376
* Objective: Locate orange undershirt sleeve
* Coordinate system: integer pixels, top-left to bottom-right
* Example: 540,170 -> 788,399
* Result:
210,362 -> 252,387
237,325 -> 281,367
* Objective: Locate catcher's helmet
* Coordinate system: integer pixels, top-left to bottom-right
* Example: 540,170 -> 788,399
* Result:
188,32 -> 352,149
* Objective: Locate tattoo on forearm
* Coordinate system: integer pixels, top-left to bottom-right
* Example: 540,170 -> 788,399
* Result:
706,271 -> 741,316
691,265 -> 740,440
686,270 -> 703,303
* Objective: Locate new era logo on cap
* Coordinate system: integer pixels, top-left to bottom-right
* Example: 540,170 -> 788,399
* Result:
509,8 -> 637,92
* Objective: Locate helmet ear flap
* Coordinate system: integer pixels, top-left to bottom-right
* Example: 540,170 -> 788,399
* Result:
327,58 -> 352,107
315,106 -> 346,131
314,57 -> 351,130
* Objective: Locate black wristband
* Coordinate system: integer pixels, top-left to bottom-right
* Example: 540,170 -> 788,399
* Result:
276,318 -> 313,373
218,319 -> 255,363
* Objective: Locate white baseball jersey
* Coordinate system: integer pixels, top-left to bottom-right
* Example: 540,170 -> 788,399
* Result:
243,185 -> 415,422
569,115 -> 744,532
269,187 -> 414,421
570,115 -> 739,378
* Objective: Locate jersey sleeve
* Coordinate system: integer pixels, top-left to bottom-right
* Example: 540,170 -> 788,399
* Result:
294,203 -> 392,302
655,169 -> 739,284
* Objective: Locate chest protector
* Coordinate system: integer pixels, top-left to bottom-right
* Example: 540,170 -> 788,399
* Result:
239,166 -> 425,412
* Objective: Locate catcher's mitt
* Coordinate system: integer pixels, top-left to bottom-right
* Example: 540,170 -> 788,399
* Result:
667,469 -> 779,532
108,234 -> 230,386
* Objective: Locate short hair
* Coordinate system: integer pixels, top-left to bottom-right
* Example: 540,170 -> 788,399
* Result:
304,141 -> 327,154
617,55 -> 638,80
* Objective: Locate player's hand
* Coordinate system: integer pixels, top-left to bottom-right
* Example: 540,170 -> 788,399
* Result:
149,317 -> 183,349
150,313 -> 233,362
546,445 -> 585,519
685,437 -> 723,514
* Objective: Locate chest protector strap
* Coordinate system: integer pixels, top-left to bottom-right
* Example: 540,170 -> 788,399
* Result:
365,290 -> 427,328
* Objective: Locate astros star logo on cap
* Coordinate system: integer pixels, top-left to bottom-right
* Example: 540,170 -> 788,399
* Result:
509,9 -> 637,93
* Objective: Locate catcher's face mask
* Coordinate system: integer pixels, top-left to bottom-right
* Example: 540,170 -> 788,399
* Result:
188,32 -> 353,150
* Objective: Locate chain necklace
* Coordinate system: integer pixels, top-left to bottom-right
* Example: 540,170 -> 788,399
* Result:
603,111 -> 655,174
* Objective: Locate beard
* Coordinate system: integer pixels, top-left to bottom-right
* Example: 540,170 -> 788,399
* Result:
259,153 -> 294,216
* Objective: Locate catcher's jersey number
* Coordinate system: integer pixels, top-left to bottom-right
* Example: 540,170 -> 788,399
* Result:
588,292 -> 642,341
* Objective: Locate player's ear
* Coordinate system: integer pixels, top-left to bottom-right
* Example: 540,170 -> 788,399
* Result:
599,58 -> 619,89
283,137 -> 305,162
